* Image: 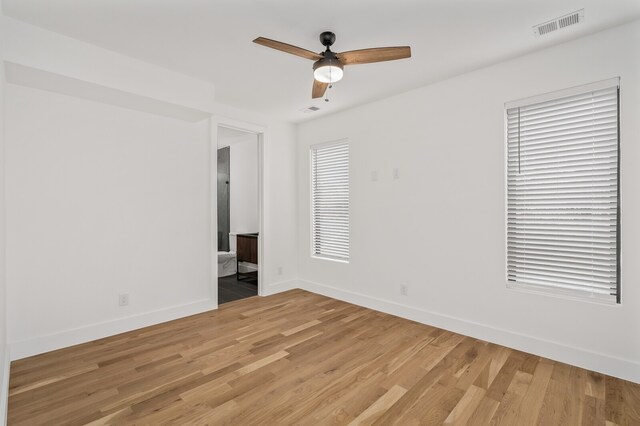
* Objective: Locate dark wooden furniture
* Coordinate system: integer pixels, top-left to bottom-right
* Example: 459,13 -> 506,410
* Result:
236,233 -> 258,282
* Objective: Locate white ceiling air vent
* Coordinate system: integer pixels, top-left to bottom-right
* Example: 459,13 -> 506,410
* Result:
300,106 -> 320,114
533,9 -> 584,37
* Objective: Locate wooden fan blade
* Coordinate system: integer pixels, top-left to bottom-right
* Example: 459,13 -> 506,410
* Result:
337,46 -> 411,65
312,80 -> 329,99
253,37 -> 323,61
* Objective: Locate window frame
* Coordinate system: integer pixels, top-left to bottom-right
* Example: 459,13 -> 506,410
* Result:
310,139 -> 350,263
504,78 -> 621,304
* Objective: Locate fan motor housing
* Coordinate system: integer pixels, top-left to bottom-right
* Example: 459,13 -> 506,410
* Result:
313,51 -> 343,72
320,31 -> 336,48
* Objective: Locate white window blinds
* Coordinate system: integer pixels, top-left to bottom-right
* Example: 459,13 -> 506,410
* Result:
506,80 -> 620,303
311,141 -> 350,261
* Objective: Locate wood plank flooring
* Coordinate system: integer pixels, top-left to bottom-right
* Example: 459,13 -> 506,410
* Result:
8,289 -> 640,425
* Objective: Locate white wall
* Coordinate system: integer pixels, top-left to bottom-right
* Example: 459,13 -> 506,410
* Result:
230,138 -> 259,234
2,14 -> 299,297
259,122 -> 298,292
1,15 -> 299,359
5,84 -> 213,357
296,21 -> 640,383
0,13 -> 9,424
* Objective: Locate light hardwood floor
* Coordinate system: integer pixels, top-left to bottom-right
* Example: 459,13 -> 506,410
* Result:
8,289 -> 640,425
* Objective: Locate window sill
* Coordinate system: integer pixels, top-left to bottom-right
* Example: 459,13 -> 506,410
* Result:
506,282 -> 620,306
311,254 -> 349,264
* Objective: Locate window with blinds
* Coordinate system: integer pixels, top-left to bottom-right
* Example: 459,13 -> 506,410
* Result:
506,79 -> 620,303
311,141 -> 349,261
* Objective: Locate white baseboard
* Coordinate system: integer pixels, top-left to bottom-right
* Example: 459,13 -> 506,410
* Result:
298,279 -> 640,384
1,346 -> 10,426
9,298 -> 217,361
262,279 -> 298,296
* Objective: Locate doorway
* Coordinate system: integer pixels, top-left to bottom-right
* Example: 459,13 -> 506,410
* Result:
215,125 -> 262,304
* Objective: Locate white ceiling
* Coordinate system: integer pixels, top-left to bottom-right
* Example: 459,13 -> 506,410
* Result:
4,0 -> 640,123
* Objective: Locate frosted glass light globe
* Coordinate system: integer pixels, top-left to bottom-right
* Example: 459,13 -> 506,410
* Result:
313,65 -> 344,83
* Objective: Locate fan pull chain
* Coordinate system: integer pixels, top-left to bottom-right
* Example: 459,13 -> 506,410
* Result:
325,84 -> 332,102
325,67 -> 332,102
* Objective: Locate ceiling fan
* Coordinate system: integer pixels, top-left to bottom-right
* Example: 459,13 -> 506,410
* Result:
253,31 -> 411,99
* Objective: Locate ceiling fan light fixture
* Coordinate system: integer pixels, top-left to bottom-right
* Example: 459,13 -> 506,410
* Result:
313,58 -> 344,83
253,33 -> 411,98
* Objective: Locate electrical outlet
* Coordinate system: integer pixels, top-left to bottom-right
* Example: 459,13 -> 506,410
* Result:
393,168 -> 400,179
371,170 -> 378,182
118,294 -> 129,307
277,266 -> 283,275
400,285 -> 408,296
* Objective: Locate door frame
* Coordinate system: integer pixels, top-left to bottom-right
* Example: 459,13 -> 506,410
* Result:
210,116 -> 266,306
